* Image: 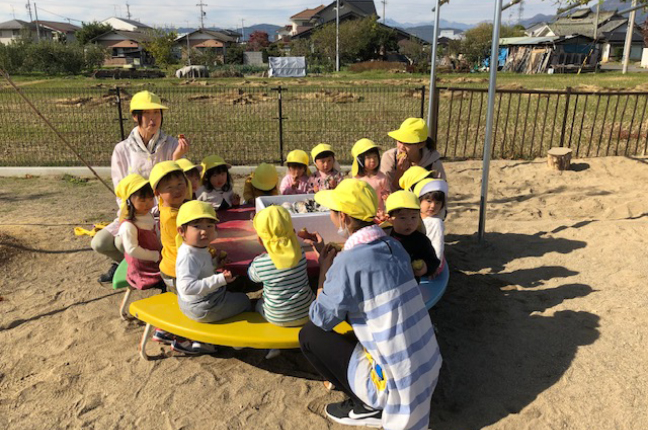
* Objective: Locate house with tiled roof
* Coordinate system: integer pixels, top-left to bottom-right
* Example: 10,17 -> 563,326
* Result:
544,8 -> 644,62
0,19 -> 53,45
173,29 -> 241,63
101,17 -> 151,32
35,20 -> 80,43
90,30 -> 152,66
276,4 -> 325,41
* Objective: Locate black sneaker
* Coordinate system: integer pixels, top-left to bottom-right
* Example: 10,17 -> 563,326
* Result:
325,399 -> 382,428
98,263 -> 119,283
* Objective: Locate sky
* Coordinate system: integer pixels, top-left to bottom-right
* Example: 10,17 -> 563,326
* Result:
1,0 -> 574,30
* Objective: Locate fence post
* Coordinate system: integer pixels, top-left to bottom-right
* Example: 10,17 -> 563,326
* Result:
431,87 -> 440,145
271,85 -> 285,164
559,86 -> 572,147
419,86 -> 426,119
109,86 -> 126,141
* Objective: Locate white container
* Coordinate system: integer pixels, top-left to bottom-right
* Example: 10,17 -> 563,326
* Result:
256,194 -> 339,244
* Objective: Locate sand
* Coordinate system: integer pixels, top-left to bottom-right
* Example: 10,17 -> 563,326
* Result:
1,156 -> 647,430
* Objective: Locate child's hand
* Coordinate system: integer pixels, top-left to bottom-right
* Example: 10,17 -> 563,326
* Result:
328,178 -> 337,189
172,134 -> 191,160
412,260 -> 427,277
313,184 -> 320,193
223,270 -> 236,283
319,243 -> 339,273
231,193 -> 241,206
396,151 -> 410,173
299,229 -> 324,255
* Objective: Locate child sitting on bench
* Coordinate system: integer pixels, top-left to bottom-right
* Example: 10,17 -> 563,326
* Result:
174,201 -> 251,354
249,205 -> 315,357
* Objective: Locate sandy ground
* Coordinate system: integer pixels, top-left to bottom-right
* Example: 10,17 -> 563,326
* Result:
1,156 -> 647,430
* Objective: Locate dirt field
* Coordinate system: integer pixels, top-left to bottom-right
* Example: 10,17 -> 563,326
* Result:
1,156 -> 647,430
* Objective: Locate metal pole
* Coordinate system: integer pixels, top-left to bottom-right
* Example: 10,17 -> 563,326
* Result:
622,0 -> 637,74
34,3 -> 41,41
336,0 -> 340,72
477,0 -> 504,242
427,0 -> 441,134
115,87 -> 125,141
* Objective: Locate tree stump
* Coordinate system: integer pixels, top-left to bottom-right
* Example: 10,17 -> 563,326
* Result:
547,147 -> 572,171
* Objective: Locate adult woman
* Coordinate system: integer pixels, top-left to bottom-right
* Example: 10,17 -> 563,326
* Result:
92,91 -> 189,282
380,118 -> 447,192
299,179 -> 442,430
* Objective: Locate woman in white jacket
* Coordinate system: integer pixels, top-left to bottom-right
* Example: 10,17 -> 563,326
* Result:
92,91 -> 189,282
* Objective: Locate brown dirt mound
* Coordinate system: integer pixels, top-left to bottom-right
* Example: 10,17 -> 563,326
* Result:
439,77 -> 488,84
497,83 -> 526,91
187,89 -> 271,105
440,90 -> 471,100
54,93 -> 125,108
296,90 -> 363,103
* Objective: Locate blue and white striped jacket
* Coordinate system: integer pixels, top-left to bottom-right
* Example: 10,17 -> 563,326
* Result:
310,236 -> 442,430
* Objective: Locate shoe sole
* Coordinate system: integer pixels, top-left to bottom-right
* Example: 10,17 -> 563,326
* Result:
170,345 -> 201,355
325,412 -> 382,428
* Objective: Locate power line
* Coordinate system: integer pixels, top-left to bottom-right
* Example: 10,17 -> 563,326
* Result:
36,6 -> 83,23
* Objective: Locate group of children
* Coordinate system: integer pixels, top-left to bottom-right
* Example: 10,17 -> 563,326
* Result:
114,137 -> 448,355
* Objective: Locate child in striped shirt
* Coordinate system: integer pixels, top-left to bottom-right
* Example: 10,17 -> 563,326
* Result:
249,205 -> 315,357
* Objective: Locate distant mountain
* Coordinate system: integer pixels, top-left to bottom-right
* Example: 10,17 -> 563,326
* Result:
175,24 -> 282,41
517,13 -> 554,28
385,17 -> 473,31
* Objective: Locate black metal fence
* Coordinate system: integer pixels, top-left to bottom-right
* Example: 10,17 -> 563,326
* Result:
1,83 -> 647,166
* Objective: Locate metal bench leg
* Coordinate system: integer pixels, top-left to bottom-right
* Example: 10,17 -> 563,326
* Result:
139,323 -> 153,361
119,287 -> 133,320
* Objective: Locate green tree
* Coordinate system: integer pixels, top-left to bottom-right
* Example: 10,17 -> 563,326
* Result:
460,23 -> 525,67
294,16 -> 398,69
225,43 -> 245,64
141,28 -> 178,68
75,21 -> 113,45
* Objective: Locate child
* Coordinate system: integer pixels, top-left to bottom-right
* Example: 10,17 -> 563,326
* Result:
115,173 -> 164,290
176,158 -> 201,199
384,191 -> 440,279
308,143 -> 344,193
149,161 -> 191,296
197,155 -> 240,210
174,200 -> 251,354
414,179 -> 448,267
398,166 -> 437,192
243,163 -> 279,204
280,150 -> 311,195
249,205 -> 315,358
351,138 -> 389,212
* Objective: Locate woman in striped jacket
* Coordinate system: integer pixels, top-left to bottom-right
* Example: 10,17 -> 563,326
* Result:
299,179 -> 442,430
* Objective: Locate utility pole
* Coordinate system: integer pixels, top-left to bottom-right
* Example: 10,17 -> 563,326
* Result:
196,1 -> 207,29
622,0 -> 637,74
11,5 -> 16,19
241,18 -> 245,41
34,3 -> 41,41
126,2 -> 132,20
26,0 -> 33,22
335,0 -> 340,72
381,0 -> 387,24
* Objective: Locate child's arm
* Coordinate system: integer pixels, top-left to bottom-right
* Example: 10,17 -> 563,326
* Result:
415,232 -> 440,276
242,176 -> 254,203
119,222 -> 160,262
176,251 -> 235,297
424,218 -> 445,261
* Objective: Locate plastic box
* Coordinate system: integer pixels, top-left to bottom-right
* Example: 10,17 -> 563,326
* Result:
255,194 -> 339,244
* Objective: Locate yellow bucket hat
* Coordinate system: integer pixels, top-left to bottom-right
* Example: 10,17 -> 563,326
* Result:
130,90 -> 168,112
200,155 -> 230,180
116,173 -> 149,221
251,163 -> 279,191
286,149 -> 309,166
176,200 -> 218,228
385,190 -> 421,214
414,178 -> 449,198
149,160 -> 183,191
314,178 -> 377,222
311,143 -> 335,161
351,138 -> 379,177
253,206 -> 301,270
388,118 -> 429,144
175,200 -> 218,249
399,166 -> 434,191
176,158 -> 200,174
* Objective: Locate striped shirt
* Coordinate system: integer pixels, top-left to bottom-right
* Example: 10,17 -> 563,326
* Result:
248,252 -> 315,325
310,230 -> 441,430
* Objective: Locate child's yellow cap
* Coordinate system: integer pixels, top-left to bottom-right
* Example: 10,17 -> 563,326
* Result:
385,190 -> 420,214
388,118 -> 429,144
311,143 -> 334,161
286,149 -> 309,166
414,178 -> 449,198
253,206 -> 301,270
251,163 -> 278,191
116,173 -> 149,221
399,166 -> 434,191
176,200 -> 218,228
351,138 -> 379,177
176,158 -> 200,173
314,178 -> 377,222
149,161 -> 183,191
200,155 -> 230,180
